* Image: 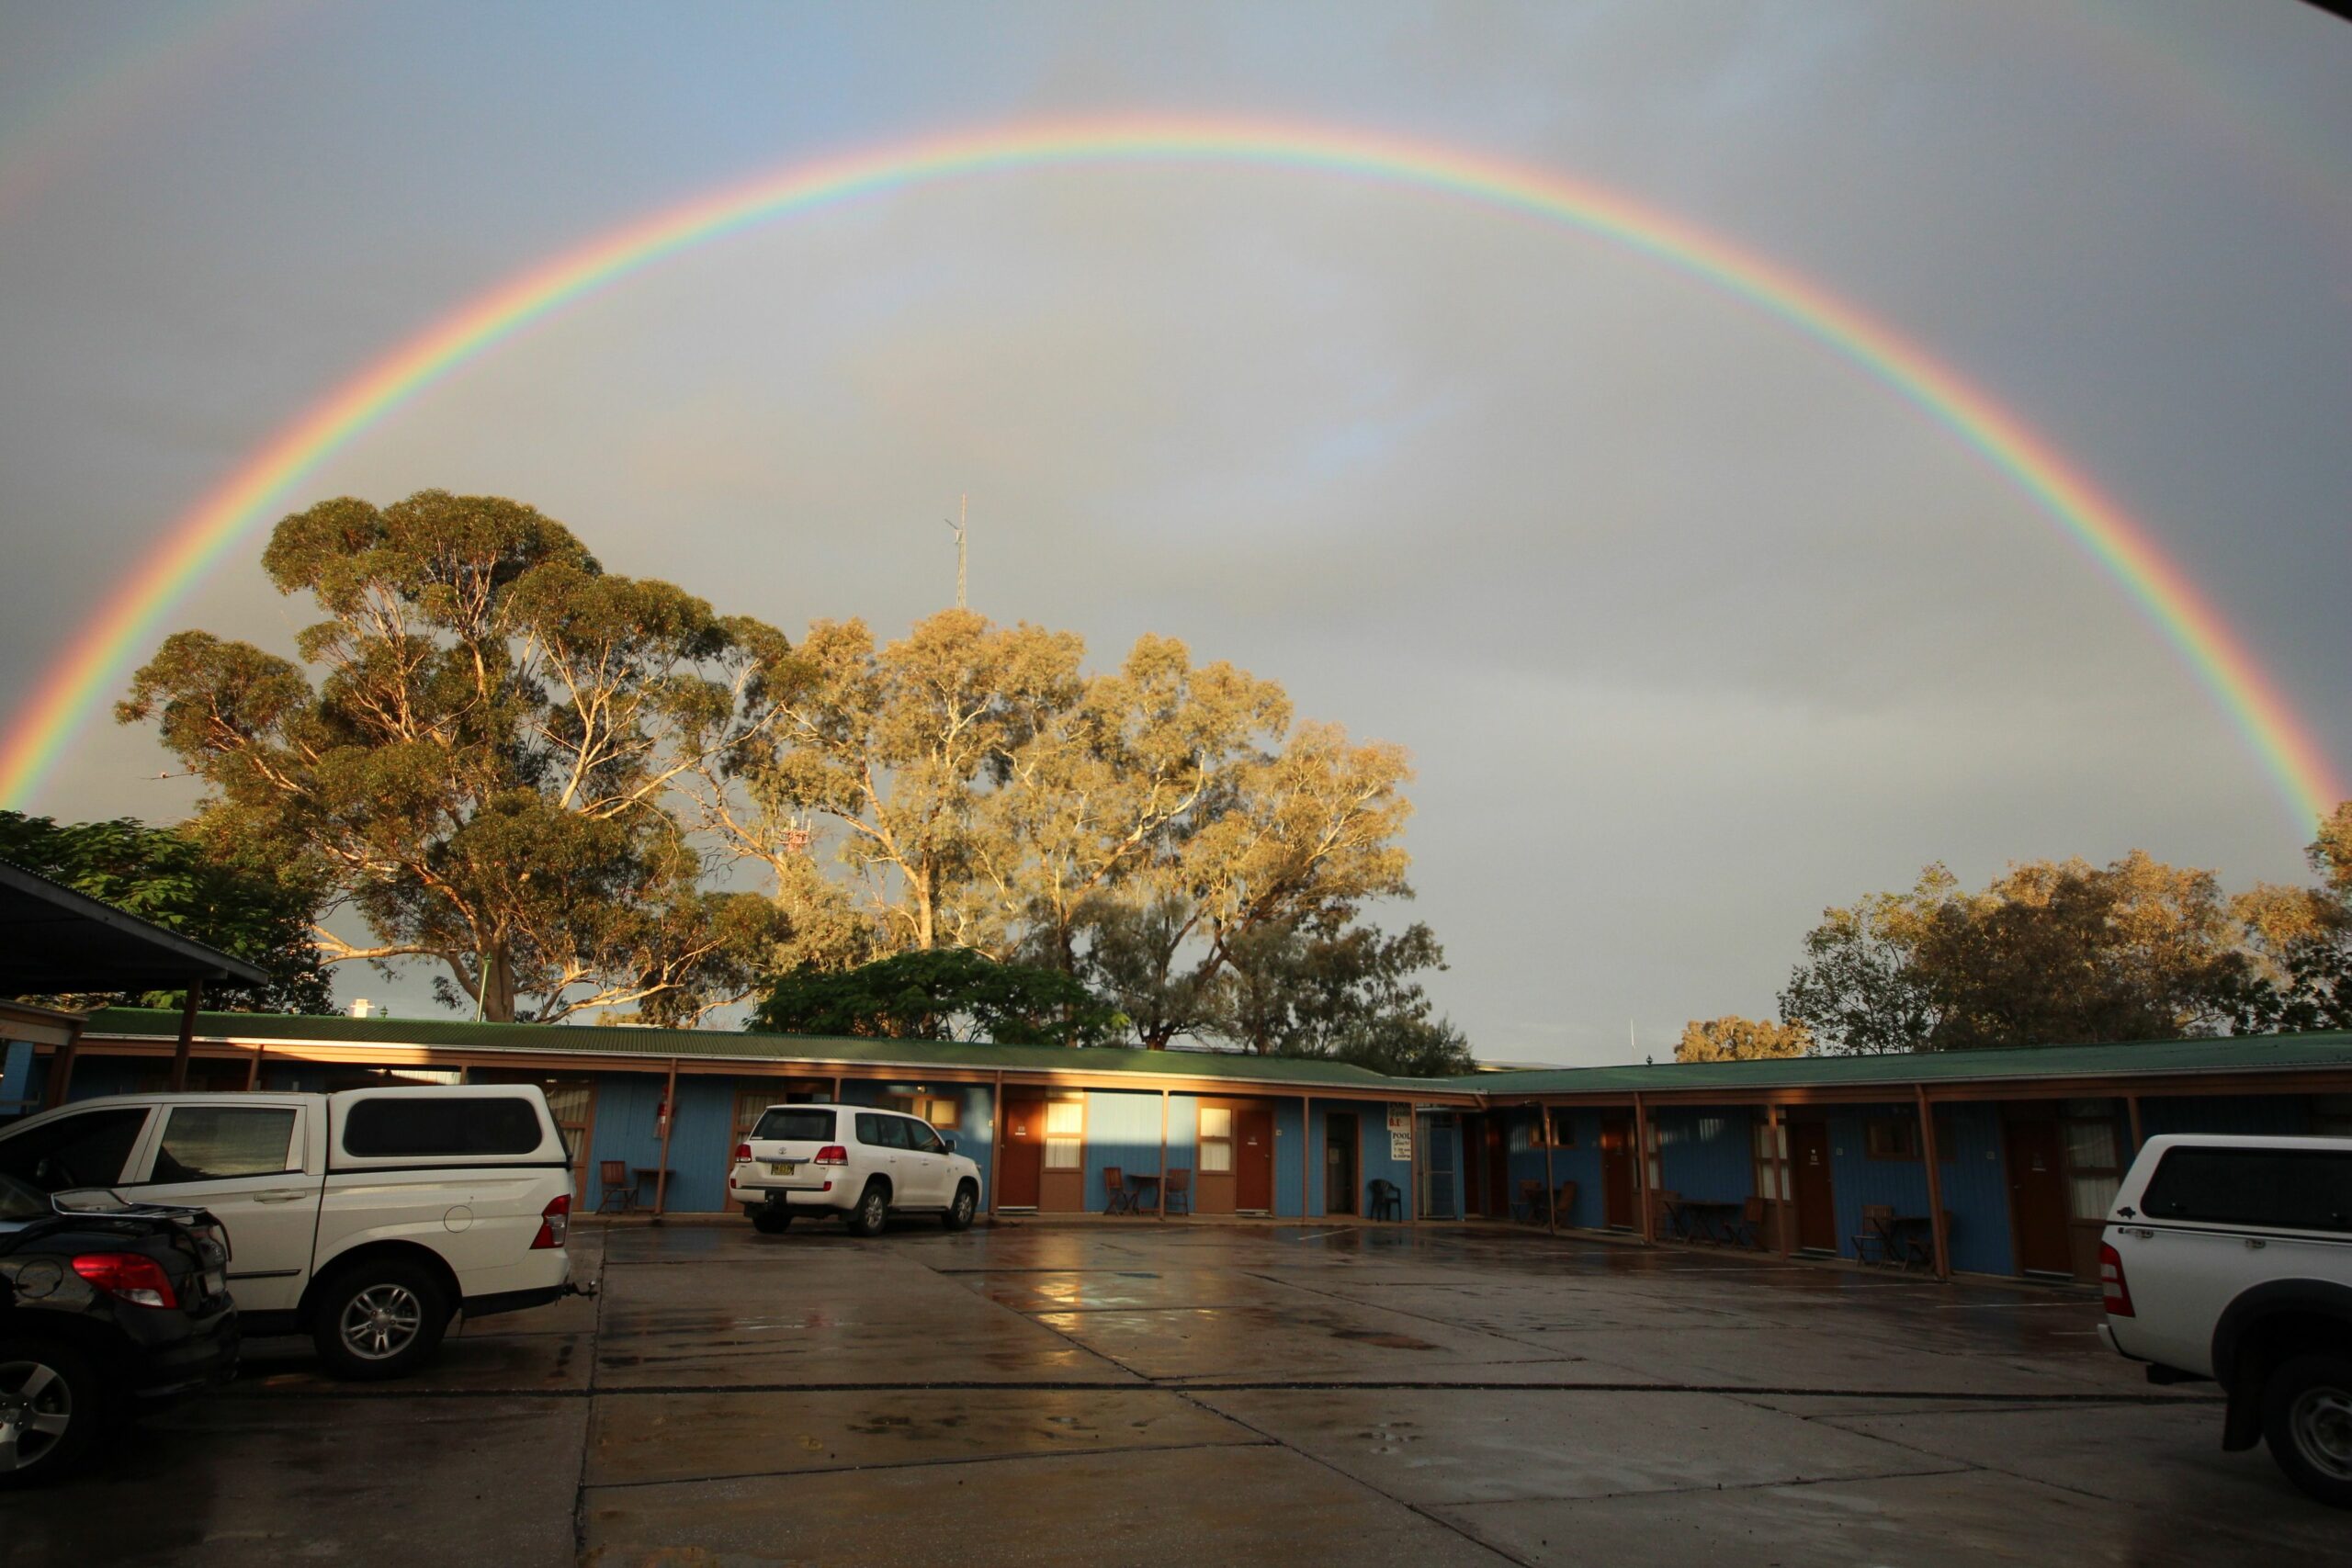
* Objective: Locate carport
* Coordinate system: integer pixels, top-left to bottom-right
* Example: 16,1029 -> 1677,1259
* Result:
0,857 -> 267,1107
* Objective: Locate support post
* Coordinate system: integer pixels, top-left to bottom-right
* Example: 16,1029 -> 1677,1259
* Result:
1917,1087 -> 1951,1280
1300,1095 -> 1313,1222
1408,1102 -> 1421,1224
1158,1089 -> 1169,1219
653,1058 -> 679,1220
1633,1092 -> 1654,1245
245,1038 -> 266,1091
988,1071 -> 1004,1217
2126,1093 -> 2144,1154
167,980 -> 203,1092
40,1021 -> 83,1111
1540,1100 -> 1557,1233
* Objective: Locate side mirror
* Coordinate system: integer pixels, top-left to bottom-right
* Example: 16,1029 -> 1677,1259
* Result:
939,1134 -> 957,1152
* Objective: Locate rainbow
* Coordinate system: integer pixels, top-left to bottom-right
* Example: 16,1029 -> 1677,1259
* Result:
1,116 -> 2339,827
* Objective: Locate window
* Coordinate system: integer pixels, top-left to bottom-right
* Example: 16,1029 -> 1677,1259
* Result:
2060,1103 -> 2125,1222
342,1096 -> 542,1158
544,1082 -> 594,1165
1643,1119 -> 1662,1190
752,1107 -> 836,1144
2142,1148 -> 2352,1234
902,1120 -> 946,1156
854,1112 -> 899,1147
1544,1109 -> 1576,1148
1044,1100 -> 1083,1170
1751,1120 -> 1790,1201
1864,1119 -> 1919,1160
151,1106 -> 297,1181
0,1107 -> 149,1192
1199,1105 -> 1234,1174
882,1093 -> 960,1132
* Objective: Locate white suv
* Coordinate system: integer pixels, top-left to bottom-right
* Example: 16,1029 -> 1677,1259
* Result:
0,1087 -> 582,1380
2099,1134 -> 2352,1507
728,1104 -> 981,1236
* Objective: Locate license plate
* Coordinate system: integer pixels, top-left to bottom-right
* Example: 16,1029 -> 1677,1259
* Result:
768,1162 -> 796,1176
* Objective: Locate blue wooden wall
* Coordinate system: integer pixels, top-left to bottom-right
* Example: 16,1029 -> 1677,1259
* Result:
2,1042 -> 36,1111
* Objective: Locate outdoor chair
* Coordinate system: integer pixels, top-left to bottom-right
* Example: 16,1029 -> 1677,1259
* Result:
1103,1167 -> 1136,1215
1726,1194 -> 1767,1248
1367,1179 -> 1402,1221
1160,1168 -> 1192,1215
1514,1179 -> 1549,1225
1853,1204 -> 1900,1266
1652,1190 -> 1685,1240
1551,1180 -> 1577,1227
595,1159 -> 635,1214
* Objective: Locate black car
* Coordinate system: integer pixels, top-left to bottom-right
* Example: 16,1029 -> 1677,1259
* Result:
0,1173 -> 238,1485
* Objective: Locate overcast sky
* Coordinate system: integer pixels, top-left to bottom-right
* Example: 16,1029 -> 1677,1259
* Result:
2,1 -> 2347,1063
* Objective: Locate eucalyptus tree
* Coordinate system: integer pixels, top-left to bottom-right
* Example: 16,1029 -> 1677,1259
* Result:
119,490 -> 789,1023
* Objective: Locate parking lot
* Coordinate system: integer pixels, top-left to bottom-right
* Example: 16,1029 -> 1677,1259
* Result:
6,1219 -> 2341,1566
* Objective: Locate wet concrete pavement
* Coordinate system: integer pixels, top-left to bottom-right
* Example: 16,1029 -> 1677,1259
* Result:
6,1219 -> 2344,1566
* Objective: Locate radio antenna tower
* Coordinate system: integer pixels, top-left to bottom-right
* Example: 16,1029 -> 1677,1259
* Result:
944,493 -> 968,609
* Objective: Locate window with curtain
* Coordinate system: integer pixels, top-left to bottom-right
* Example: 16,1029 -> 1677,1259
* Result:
1044,1100 -> 1083,1170
2062,1103 -> 2125,1221
1199,1105 -> 1234,1174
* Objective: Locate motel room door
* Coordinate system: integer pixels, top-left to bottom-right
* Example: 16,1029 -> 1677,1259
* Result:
1326,1111 -> 1359,1216
2004,1117 -> 2075,1276
1789,1121 -> 1838,1253
1235,1105 -> 1275,1213
1000,1092 -> 1046,1209
1600,1114 -> 1636,1229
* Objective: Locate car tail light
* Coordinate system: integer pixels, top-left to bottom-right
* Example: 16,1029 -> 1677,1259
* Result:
733,1143 -> 752,1163
73,1252 -> 178,1309
532,1193 -> 571,1250
813,1145 -> 848,1166
2099,1241 -> 2133,1317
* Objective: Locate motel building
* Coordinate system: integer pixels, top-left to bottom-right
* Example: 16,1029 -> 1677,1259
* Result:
5,1008 -> 2351,1285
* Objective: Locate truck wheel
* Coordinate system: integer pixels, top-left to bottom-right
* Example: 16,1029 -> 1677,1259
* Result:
752,1205 -> 793,1235
943,1181 -> 978,1232
0,1339 -> 106,1488
848,1180 -> 889,1237
311,1258 -> 450,1381
2263,1352 -> 2352,1509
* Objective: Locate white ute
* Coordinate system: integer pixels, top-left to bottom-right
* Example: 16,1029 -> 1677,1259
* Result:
728,1104 -> 981,1236
0,1086 -> 584,1379
2099,1134 -> 2352,1507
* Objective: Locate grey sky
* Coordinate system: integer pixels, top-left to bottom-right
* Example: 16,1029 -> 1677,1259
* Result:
2,1 -> 2347,1062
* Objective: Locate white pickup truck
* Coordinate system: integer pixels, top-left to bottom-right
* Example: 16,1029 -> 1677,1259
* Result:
0,1087 -> 582,1379
2099,1134 -> 2352,1507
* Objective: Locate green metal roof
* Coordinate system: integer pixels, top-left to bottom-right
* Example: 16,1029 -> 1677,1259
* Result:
78,1009 -> 1414,1091
74,1010 -> 2352,1100
1431,1031 -> 2352,1096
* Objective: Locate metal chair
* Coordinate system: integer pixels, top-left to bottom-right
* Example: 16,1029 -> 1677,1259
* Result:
1514,1179 -> 1549,1225
1103,1167 -> 1135,1214
1551,1180 -> 1578,1228
1367,1178 -> 1402,1221
595,1159 -> 635,1214
1726,1194 -> 1767,1248
1852,1204 -> 1899,1265
1160,1168 -> 1192,1215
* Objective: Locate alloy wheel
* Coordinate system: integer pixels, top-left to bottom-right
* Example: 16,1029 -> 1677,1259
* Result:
0,1359 -> 74,1474
339,1283 -> 425,1361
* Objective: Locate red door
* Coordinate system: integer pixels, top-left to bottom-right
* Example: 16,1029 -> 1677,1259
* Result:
1236,1106 -> 1274,1212
1600,1115 -> 1635,1229
2005,1119 -> 2074,1275
1789,1122 -> 1837,1252
1000,1093 -> 1045,1208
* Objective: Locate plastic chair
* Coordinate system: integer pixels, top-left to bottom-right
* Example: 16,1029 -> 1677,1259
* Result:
1367,1179 -> 1402,1221
595,1159 -> 634,1214
1160,1168 -> 1192,1215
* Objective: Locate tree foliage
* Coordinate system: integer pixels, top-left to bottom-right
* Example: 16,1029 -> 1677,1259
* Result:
749,947 -> 1125,1045
1209,914 -> 1473,1076
1676,1015 -> 1812,1062
0,810 -> 332,1012
119,491 -> 791,1023
2228,802 -> 2352,1033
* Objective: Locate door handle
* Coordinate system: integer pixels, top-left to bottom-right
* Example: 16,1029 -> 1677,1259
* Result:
253,1191 -> 310,1203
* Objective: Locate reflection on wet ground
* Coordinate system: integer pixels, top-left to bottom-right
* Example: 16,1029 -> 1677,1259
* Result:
6,1219 -> 2340,1566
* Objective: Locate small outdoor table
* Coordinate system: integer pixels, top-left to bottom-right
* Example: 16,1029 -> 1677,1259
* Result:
632,1167 -> 676,1208
1677,1200 -> 1745,1245
1125,1172 -> 1163,1214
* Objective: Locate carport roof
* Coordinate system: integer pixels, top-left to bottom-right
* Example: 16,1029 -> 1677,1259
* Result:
76,1008 -> 1413,1089
1438,1030 -> 2352,1096
0,859 -> 269,994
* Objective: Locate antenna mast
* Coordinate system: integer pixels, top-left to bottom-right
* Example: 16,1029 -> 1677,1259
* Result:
945,493 -> 968,610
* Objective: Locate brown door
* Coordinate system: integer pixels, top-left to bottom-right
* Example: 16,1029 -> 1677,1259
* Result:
1000,1093 -> 1045,1208
2005,1118 -> 2074,1275
1483,1119 -> 1511,1218
1789,1121 -> 1838,1252
1236,1106 -> 1274,1212
1326,1111 -> 1358,1215
1600,1115 -> 1635,1229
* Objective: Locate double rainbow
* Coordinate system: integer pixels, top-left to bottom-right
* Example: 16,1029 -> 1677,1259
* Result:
1,116 -> 2337,827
